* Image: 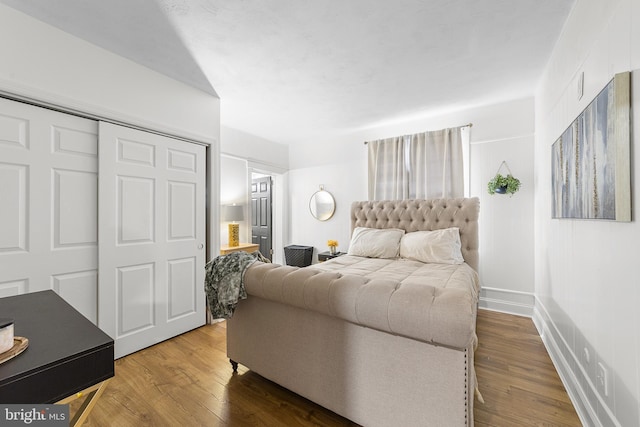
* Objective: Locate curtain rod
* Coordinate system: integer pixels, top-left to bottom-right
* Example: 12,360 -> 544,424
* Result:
363,123 -> 473,144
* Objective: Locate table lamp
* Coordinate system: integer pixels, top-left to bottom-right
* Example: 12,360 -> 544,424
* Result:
224,204 -> 244,247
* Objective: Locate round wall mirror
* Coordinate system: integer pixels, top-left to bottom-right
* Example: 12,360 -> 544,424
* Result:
309,188 -> 336,221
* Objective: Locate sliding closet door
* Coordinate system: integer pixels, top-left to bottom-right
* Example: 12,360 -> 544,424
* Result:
0,97 -> 99,322
98,122 -> 206,358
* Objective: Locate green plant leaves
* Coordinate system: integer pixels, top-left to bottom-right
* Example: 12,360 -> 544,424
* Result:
487,173 -> 521,195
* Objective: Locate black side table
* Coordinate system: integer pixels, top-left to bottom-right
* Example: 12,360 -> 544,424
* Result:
318,251 -> 346,262
0,290 -> 114,425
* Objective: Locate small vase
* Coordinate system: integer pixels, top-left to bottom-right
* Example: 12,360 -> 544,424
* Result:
329,246 -> 337,255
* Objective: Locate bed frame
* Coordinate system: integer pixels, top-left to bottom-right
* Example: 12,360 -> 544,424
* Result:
227,198 -> 480,426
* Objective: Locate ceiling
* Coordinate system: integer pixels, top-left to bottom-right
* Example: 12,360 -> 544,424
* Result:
1,0 -> 575,144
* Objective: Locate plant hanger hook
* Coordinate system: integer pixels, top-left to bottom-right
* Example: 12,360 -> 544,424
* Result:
495,160 -> 513,176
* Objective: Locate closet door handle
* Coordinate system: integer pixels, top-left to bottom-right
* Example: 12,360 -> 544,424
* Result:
198,243 -> 204,250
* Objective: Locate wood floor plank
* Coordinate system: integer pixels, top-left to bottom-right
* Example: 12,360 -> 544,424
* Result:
72,309 -> 580,426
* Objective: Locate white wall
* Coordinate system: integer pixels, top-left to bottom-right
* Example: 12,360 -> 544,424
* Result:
221,126 -> 289,171
0,4 -> 219,144
471,112 -> 535,316
288,160 -> 366,260
220,155 -> 250,245
289,98 -> 536,315
534,0 -> 640,425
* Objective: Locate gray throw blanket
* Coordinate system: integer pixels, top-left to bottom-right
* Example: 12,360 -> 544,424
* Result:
204,251 -> 269,319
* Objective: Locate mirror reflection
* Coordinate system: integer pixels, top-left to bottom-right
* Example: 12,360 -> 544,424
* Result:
309,189 -> 335,221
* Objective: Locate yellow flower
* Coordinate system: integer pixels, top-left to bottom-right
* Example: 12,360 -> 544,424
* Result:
327,239 -> 338,247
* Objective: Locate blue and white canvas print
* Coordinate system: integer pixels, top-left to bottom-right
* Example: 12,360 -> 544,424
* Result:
552,72 -> 630,221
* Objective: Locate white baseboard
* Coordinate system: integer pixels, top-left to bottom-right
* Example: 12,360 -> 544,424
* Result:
479,286 -> 534,317
532,301 -> 620,427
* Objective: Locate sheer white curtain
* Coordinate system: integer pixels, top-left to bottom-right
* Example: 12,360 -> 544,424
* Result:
367,136 -> 409,200
410,127 -> 464,198
368,126 -> 465,200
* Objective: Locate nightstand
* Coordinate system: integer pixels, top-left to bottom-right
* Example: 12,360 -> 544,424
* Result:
220,243 -> 259,255
318,251 -> 346,262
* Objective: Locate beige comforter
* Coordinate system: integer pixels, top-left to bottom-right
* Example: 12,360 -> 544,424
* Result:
243,255 -> 479,349
314,255 -> 479,297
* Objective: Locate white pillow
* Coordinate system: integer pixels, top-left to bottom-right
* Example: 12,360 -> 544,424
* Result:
400,228 -> 464,264
347,227 -> 405,259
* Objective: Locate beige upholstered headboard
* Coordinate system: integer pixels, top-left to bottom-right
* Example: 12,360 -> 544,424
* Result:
350,198 -> 480,271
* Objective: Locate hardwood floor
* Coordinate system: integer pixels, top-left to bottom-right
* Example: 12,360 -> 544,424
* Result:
473,310 -> 581,426
72,310 -> 581,426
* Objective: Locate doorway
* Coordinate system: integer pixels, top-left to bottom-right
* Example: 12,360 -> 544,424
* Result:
248,165 -> 287,265
251,174 -> 273,260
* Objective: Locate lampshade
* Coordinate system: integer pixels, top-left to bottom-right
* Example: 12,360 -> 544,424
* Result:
223,204 -> 244,222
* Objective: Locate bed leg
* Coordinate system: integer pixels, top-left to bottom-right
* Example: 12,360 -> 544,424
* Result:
230,359 -> 238,373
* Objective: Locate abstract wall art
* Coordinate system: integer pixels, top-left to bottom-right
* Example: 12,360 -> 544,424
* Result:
551,72 -> 631,221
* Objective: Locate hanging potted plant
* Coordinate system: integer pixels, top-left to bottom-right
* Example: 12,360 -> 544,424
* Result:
487,173 -> 521,195
487,161 -> 521,195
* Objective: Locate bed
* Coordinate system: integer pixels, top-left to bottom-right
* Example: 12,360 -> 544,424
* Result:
226,198 -> 480,426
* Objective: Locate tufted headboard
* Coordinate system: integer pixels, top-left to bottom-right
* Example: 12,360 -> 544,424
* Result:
350,198 -> 480,271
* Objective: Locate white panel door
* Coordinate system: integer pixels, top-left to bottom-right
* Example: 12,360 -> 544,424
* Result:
0,97 -> 98,321
98,122 -> 206,358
